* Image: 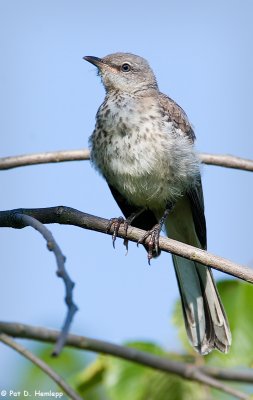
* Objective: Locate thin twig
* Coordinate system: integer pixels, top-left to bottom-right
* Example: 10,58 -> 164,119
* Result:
0,149 -> 90,170
0,323 -> 249,400
185,370 -> 249,399
200,153 -> 253,171
12,213 -> 78,355
0,149 -> 252,172
0,333 -> 82,400
0,206 -> 252,284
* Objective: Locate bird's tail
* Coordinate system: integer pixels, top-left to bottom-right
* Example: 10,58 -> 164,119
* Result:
166,197 -> 231,355
172,255 -> 231,354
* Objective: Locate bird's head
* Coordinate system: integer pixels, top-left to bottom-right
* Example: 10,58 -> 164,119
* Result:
83,52 -> 158,94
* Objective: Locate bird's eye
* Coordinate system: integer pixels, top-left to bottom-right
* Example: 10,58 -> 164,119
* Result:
121,63 -> 131,72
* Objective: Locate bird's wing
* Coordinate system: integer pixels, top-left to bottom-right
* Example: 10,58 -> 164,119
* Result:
158,92 -> 196,142
187,178 -> 207,249
158,92 -> 206,248
160,94 -> 231,354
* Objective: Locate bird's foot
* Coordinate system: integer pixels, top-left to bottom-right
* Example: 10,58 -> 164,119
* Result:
137,206 -> 172,264
106,210 -> 144,252
137,223 -> 162,264
107,217 -> 129,249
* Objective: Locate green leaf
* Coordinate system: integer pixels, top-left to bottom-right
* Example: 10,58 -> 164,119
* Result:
73,356 -> 106,391
19,343 -> 84,392
73,342 -> 205,399
103,342 -> 204,400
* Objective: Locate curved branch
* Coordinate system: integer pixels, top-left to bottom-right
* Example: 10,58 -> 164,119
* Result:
0,149 -> 90,170
11,213 -> 78,356
0,333 -> 82,400
0,322 -> 249,400
0,206 -> 252,283
0,149 -> 252,172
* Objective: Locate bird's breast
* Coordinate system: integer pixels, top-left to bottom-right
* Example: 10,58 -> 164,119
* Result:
89,96 -> 199,209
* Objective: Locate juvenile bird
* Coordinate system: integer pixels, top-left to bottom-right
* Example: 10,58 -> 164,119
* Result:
84,52 -> 231,355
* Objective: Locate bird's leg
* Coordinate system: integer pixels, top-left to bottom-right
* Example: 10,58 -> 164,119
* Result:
138,203 -> 173,264
107,209 -> 145,249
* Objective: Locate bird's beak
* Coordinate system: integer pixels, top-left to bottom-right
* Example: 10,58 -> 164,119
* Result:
83,56 -> 104,68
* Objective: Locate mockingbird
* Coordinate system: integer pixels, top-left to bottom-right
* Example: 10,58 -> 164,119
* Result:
84,52 -> 231,355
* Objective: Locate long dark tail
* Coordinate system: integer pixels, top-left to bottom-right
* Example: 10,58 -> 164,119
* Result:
172,255 -> 231,354
166,196 -> 231,355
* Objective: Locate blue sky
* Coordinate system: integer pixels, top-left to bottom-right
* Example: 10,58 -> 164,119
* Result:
0,0 -> 253,387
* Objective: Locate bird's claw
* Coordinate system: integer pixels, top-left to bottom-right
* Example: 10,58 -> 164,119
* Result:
107,217 -> 129,249
138,224 -> 161,265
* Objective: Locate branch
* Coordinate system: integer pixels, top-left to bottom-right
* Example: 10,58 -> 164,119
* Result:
201,365 -> 253,384
0,149 -> 90,170
11,213 -> 78,356
0,322 -> 249,400
0,333 -> 82,400
0,206 -> 252,283
0,149 -> 252,172
200,153 -> 253,171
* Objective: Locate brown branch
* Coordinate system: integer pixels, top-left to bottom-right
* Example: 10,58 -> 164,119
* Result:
0,149 -> 90,170
200,153 -> 253,171
200,365 -> 253,384
11,213 -> 78,356
0,322 -> 249,400
0,206 -> 252,283
0,149 -> 252,172
0,332 -> 82,400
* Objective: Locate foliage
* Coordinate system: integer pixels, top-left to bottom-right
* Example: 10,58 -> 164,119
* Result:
19,344 -> 84,395
18,280 -> 253,399
73,343 -> 206,400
